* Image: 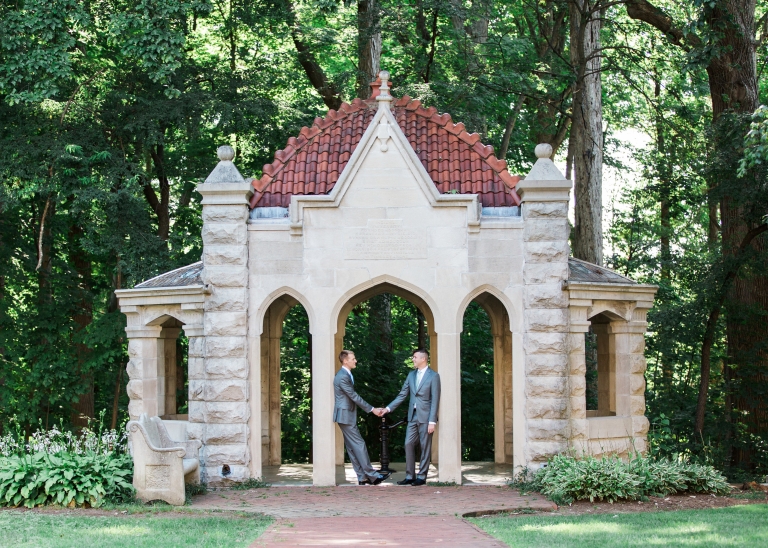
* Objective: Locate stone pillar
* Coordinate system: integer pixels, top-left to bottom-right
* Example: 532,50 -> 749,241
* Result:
515,143 -> 573,468
125,326 -> 164,420
437,331 -> 461,483
196,145 -> 253,483
312,326 -> 336,486
628,310 -> 651,453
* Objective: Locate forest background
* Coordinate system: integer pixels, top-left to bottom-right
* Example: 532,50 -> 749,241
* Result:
0,0 -> 767,478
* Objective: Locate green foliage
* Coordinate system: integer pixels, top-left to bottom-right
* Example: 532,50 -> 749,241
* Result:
529,453 -> 730,505
0,451 -> 134,508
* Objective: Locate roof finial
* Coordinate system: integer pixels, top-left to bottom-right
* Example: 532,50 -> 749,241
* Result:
534,143 -> 553,159
218,145 -> 235,161
376,70 -> 392,105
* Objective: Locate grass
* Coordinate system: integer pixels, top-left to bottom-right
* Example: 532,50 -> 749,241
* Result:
471,504 -> 768,547
0,510 -> 272,547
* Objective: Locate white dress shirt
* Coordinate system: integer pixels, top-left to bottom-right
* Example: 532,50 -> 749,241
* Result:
388,366 -> 435,425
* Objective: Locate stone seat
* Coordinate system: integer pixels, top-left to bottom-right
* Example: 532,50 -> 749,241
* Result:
127,413 -> 203,506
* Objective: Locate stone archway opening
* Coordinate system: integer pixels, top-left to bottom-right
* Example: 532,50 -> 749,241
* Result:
333,283 -> 439,484
259,295 -> 313,482
459,292 -> 514,484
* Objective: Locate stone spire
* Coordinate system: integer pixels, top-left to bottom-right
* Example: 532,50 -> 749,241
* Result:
376,70 -> 392,109
204,145 -> 245,184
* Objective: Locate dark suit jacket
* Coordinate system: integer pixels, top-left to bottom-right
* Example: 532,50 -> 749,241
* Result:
387,367 -> 440,424
333,368 -> 373,425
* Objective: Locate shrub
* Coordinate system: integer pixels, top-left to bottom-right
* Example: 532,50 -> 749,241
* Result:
526,452 -> 730,505
0,415 -> 134,508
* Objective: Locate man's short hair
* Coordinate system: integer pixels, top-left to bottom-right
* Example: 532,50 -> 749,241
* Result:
339,349 -> 354,363
413,348 -> 429,359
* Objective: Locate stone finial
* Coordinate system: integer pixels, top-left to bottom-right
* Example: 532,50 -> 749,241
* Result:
218,145 -> 235,161
204,145 -> 245,184
377,70 -> 392,104
535,143 -> 553,159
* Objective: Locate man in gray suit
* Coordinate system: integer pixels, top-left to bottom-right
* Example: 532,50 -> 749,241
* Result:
334,350 -> 391,485
383,348 -> 440,486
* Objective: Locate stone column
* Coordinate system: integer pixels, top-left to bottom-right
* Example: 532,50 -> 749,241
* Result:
312,326 -> 336,486
125,325 -> 164,420
196,145 -> 253,484
162,327 -> 182,416
628,311 -> 651,453
437,331 -> 461,483
515,143 -> 573,468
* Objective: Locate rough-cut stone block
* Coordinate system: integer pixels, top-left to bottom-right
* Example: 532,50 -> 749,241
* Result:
524,262 -> 568,284
205,288 -> 247,311
186,422 -> 204,441
526,398 -> 568,419
188,357 -> 205,380
126,380 -> 143,400
525,332 -> 568,354
525,309 -> 568,332
526,377 -> 568,399
205,380 -> 247,402
528,419 -> 569,441
630,396 -> 646,416
632,415 -> 650,436
524,241 -> 570,263
128,400 -> 143,420
524,218 -> 568,242
187,337 -> 205,358
523,201 -> 568,218
629,334 -> 646,354
127,358 -> 142,379
205,336 -> 246,358
204,311 -> 247,337
633,437 -> 648,454
630,374 -> 645,395
570,418 -> 588,441
526,441 -> 567,463
629,354 -> 647,374
202,266 -> 248,287
206,402 -> 249,423
570,397 -> 587,418
570,375 -> 586,397
188,380 -> 204,401
188,401 -> 205,423
526,353 -> 568,376
202,223 -> 247,246
204,444 -> 248,466
203,205 -> 248,224
204,424 -> 248,445
569,351 -> 586,375
205,357 -> 247,379
204,245 -> 248,267
524,283 -> 568,309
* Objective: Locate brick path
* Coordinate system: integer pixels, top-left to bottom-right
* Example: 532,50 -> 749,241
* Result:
251,516 -> 507,547
194,484 -> 553,546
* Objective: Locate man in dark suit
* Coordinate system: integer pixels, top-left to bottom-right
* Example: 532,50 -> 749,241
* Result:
333,350 -> 391,485
383,348 -> 440,486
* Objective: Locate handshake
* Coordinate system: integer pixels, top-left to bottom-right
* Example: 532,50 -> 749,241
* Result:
372,407 -> 389,417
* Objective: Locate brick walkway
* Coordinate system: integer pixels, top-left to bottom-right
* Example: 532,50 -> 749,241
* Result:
251,516 -> 507,547
194,484 -> 554,547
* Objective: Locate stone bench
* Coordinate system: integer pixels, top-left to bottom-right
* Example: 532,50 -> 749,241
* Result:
127,414 -> 202,506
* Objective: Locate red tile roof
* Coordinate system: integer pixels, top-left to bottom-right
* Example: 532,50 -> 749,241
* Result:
249,92 -> 521,208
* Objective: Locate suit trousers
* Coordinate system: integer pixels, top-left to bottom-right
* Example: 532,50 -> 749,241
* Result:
338,423 -> 378,482
404,421 -> 432,480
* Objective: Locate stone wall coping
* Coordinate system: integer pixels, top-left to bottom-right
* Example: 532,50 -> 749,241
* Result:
479,217 -> 524,229
116,284 -> 208,304
564,281 -> 657,305
247,222 -> 291,231
197,182 -> 253,205
587,415 -> 634,440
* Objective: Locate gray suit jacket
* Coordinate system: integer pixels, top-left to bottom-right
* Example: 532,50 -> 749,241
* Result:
333,368 -> 373,425
387,367 -> 440,424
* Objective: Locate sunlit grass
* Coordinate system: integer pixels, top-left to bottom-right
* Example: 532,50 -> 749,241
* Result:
471,504 -> 768,547
0,511 -> 272,547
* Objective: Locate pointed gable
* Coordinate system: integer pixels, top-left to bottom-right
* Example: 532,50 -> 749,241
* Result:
250,82 -> 521,209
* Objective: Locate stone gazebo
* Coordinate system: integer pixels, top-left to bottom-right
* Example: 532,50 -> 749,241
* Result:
116,72 -> 657,486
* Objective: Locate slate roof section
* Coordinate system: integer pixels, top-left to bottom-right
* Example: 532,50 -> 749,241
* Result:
250,89 -> 521,208
568,258 -> 637,285
134,261 -> 204,289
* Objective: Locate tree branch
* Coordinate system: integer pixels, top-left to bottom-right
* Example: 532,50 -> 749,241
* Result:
625,0 -> 701,50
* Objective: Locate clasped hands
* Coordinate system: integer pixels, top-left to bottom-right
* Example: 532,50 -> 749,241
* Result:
372,407 -> 388,417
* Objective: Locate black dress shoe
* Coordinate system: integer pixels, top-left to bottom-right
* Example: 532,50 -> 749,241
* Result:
358,479 -> 371,485
397,478 -> 414,485
372,471 -> 392,485
412,478 -> 427,486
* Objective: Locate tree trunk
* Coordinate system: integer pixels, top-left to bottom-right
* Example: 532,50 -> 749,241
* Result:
569,0 -> 603,265
357,0 -> 381,99
69,222 -> 94,427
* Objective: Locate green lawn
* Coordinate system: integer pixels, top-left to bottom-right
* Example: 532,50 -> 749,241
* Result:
0,511 -> 272,547
471,504 -> 768,548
